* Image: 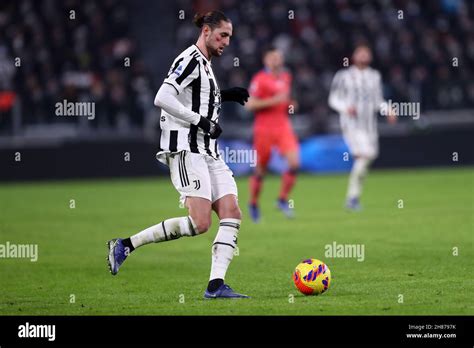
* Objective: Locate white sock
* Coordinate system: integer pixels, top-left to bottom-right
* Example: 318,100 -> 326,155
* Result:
130,216 -> 198,249
347,158 -> 371,199
209,218 -> 240,281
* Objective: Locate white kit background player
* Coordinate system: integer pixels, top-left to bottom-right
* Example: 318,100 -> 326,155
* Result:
329,44 -> 396,210
107,11 -> 250,299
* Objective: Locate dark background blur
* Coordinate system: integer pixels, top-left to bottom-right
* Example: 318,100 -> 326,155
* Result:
0,0 -> 473,180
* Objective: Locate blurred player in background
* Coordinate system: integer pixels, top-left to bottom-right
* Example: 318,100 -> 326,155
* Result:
107,11 -> 250,299
329,44 -> 396,211
246,46 -> 299,222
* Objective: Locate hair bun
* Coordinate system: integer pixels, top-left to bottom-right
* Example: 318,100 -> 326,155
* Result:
193,11 -> 230,30
193,13 -> 205,28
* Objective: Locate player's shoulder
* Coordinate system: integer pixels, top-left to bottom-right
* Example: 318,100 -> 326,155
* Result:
334,67 -> 351,78
368,67 -> 382,79
173,45 -> 202,64
252,69 -> 268,80
249,70 -> 269,94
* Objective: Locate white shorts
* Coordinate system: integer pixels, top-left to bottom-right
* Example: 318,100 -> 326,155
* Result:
343,129 -> 379,159
166,151 -> 238,205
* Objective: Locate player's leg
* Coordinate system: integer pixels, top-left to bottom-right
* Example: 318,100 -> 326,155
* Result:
205,158 -> 248,298
107,151 -> 212,275
210,195 -> 241,290
346,155 -> 371,209
276,129 -> 300,217
126,196 -> 210,248
249,163 -> 266,222
345,132 -> 378,210
248,131 -> 271,222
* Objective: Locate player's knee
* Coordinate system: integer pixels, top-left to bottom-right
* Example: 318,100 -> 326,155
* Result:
197,220 -> 212,234
289,161 -> 300,171
193,216 -> 212,233
226,205 -> 242,220
295,156 -> 301,169
234,206 -> 243,220
361,153 -> 376,163
287,154 -> 300,170
255,165 -> 266,177
288,159 -> 299,173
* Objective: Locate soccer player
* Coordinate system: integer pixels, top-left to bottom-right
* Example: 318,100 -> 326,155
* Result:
107,11 -> 250,299
246,46 -> 299,222
328,44 -> 396,210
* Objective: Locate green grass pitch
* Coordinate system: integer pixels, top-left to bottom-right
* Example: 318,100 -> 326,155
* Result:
0,167 -> 472,315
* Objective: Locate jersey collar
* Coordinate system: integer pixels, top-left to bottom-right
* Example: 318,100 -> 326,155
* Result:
194,44 -> 211,65
264,67 -> 285,77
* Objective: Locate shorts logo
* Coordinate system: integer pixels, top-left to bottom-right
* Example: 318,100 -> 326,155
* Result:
193,180 -> 201,190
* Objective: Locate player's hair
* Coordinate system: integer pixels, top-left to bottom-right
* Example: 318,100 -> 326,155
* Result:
353,43 -> 371,52
193,11 -> 231,30
262,45 -> 278,57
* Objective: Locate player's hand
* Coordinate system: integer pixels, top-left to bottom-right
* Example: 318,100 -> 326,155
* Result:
289,99 -> 299,112
220,87 -> 249,105
209,120 -> 222,139
347,106 -> 357,117
387,110 -> 397,124
197,116 -> 222,139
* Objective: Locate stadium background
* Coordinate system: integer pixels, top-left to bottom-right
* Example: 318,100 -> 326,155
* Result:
0,0 -> 472,180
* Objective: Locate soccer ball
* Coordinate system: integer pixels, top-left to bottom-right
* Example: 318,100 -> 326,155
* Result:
292,259 -> 331,295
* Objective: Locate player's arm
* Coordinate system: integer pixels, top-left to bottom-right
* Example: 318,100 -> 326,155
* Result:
154,84 -> 199,124
155,57 -> 221,138
245,74 -> 286,112
154,84 -> 221,139
374,72 -> 397,124
289,75 -> 299,112
245,93 -> 289,112
328,71 -> 355,116
245,75 -> 289,111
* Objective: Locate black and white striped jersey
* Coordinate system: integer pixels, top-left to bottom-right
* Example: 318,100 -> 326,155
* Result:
328,66 -> 385,134
157,44 -> 221,161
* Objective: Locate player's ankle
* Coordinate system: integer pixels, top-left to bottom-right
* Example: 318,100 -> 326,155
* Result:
122,238 -> 135,253
207,278 -> 224,292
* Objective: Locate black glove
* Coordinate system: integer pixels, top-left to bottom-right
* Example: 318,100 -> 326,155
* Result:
220,87 -> 249,105
197,116 -> 222,139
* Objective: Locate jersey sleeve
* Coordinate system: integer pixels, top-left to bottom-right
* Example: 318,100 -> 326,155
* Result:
163,56 -> 200,95
249,74 -> 267,99
328,70 -> 349,114
374,71 -> 386,112
287,72 -> 294,95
